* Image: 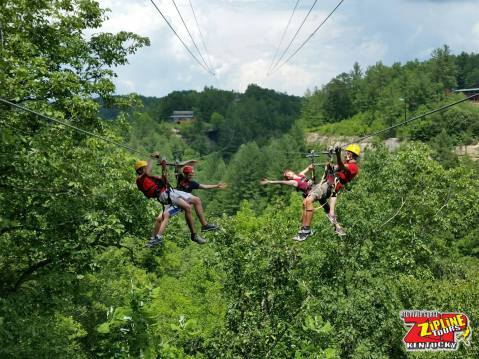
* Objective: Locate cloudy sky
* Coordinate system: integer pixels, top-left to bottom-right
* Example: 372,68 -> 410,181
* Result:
98,0 -> 479,97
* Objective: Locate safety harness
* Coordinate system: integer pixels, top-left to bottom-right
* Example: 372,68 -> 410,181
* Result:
157,157 -> 175,207
317,150 -> 342,199
319,164 -> 340,197
318,152 -> 357,197
294,175 -> 314,197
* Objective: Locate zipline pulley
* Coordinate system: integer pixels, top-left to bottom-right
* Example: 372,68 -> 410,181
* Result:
305,150 -> 322,184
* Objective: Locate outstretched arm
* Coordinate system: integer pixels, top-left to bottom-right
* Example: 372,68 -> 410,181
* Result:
260,179 -> 298,187
299,164 -> 314,176
199,182 -> 227,189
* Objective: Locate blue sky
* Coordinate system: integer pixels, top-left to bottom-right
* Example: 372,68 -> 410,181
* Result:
98,0 -> 479,96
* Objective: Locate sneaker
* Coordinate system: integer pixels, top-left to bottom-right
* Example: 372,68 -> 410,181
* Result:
201,223 -> 218,232
191,234 -> 207,245
335,226 -> 346,236
326,213 -> 337,225
298,226 -> 310,233
293,229 -> 312,241
145,235 -> 163,248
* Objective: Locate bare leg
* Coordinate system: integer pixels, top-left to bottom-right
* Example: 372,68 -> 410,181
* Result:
190,196 -> 207,226
153,210 -> 171,236
328,196 -> 337,216
302,196 -> 315,227
329,197 -> 346,235
157,211 -> 170,235
175,198 -> 196,234
153,212 -> 163,236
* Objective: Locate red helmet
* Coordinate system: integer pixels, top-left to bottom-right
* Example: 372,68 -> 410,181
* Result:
183,165 -> 194,175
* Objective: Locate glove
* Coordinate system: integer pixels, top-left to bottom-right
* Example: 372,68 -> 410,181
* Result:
334,146 -> 341,154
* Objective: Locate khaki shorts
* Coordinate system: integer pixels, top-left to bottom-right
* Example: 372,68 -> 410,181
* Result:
159,189 -> 194,206
308,182 -> 333,201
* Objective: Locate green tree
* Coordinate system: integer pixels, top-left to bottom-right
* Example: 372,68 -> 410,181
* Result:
0,0 -> 149,357
429,45 -> 458,91
323,73 -> 355,121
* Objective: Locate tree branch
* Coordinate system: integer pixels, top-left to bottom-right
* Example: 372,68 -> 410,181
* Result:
11,259 -> 52,293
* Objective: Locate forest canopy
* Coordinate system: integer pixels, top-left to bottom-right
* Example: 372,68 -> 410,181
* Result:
1,1 -> 478,358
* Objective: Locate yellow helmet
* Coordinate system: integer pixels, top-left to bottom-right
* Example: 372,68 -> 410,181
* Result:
345,144 -> 361,157
134,160 -> 148,171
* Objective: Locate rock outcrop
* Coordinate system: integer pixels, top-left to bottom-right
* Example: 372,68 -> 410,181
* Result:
306,133 -> 479,160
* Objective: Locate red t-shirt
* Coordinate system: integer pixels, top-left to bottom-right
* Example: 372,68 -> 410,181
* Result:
136,174 -> 167,198
335,160 -> 358,192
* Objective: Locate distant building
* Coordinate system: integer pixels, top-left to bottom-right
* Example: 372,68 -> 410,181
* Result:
453,87 -> 479,103
170,110 -> 194,124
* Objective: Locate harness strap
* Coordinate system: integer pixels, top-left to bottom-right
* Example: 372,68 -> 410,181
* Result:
319,163 -> 338,196
158,158 -> 176,208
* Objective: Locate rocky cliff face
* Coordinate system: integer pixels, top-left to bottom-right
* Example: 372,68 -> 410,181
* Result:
455,143 -> 479,160
306,134 -> 479,160
305,134 -> 401,152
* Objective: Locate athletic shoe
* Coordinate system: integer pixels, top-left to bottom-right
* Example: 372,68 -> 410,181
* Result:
326,213 -> 337,225
297,226 -> 312,234
201,223 -> 218,232
293,229 -> 312,241
191,234 -> 207,245
335,226 -> 346,236
145,235 -> 163,248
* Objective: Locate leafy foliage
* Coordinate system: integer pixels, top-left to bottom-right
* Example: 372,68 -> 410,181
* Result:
1,1 -> 478,358
301,47 -> 479,151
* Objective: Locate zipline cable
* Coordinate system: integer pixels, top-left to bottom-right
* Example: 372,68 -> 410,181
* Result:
341,92 -> 479,147
267,0 -> 301,75
188,0 -> 214,73
1,97 -> 234,163
171,0 -> 214,75
273,0 -> 345,73
148,0 -> 214,75
269,0 -> 319,75
0,98 -> 148,156
247,93 -> 479,157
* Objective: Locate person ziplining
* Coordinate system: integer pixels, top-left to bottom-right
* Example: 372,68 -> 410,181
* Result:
134,153 -> 219,248
176,165 -> 227,193
2,93 -> 477,246
261,144 -> 360,241
260,164 -> 314,198
298,144 -> 360,240
152,163 -> 227,237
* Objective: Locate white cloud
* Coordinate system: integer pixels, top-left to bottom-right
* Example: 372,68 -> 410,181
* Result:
96,0 -> 479,97
100,0 -> 165,36
119,79 -> 137,92
473,23 -> 479,38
